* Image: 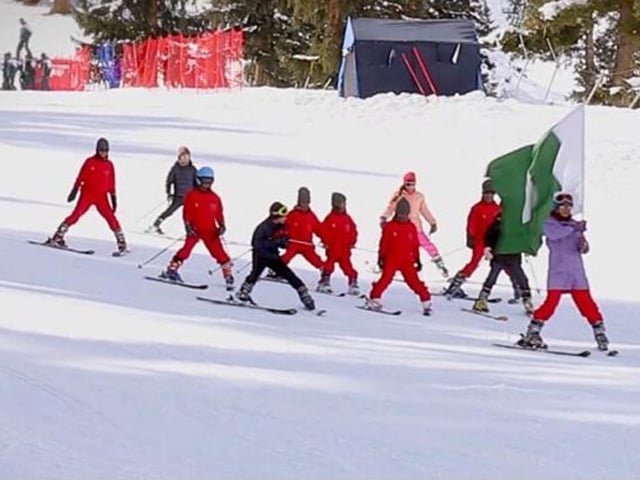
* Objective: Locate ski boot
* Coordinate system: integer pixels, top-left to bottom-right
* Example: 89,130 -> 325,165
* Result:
517,320 -> 547,349
432,255 -> 450,279
297,286 -> 315,310
422,300 -> 432,316
160,259 -> 183,283
115,229 -> 128,255
235,281 -> 255,304
472,291 -> 490,313
48,222 -> 69,247
364,297 -> 383,311
592,322 -> 609,351
347,277 -> 360,296
316,271 -> 332,293
444,272 -> 467,299
148,219 -> 164,235
508,284 -> 522,305
220,262 -> 234,291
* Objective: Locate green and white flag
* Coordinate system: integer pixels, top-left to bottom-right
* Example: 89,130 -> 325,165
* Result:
486,105 -> 585,255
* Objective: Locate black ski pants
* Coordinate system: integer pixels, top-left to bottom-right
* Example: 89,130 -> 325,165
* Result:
245,252 -> 304,290
481,253 -> 531,298
156,196 -> 184,223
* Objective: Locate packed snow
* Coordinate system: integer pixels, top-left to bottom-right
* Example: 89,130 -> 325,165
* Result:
1,2 -> 639,480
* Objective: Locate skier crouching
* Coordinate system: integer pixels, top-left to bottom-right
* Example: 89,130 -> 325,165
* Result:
236,202 -> 316,311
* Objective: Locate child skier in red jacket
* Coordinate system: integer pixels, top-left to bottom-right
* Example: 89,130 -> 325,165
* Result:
160,166 -> 233,290
365,198 -> 432,315
267,187 -> 324,280
317,192 -> 359,295
48,137 -> 127,255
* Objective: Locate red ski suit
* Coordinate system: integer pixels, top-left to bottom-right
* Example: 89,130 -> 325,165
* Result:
174,188 -> 230,265
460,200 -> 501,277
320,210 -> 358,279
281,207 -> 324,269
370,220 -> 430,301
64,155 -> 121,231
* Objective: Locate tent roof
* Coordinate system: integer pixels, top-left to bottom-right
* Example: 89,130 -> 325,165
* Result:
350,17 -> 480,45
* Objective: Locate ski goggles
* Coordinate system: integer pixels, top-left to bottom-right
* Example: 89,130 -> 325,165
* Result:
271,204 -> 289,217
553,192 -> 573,207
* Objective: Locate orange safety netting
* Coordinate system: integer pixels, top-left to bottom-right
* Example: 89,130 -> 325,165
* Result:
122,29 -> 245,88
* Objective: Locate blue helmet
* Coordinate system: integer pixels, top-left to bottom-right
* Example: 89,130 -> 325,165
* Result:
196,166 -> 214,185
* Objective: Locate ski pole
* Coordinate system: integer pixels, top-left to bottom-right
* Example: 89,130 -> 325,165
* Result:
136,236 -> 183,269
133,201 -> 166,226
208,247 -> 252,275
440,245 -> 466,258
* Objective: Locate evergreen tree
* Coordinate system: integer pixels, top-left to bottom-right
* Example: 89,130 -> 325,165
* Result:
75,0 -> 213,42
501,0 -> 640,105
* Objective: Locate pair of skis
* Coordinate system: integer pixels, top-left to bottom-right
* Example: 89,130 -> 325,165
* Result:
28,239 -> 128,257
492,342 -> 619,358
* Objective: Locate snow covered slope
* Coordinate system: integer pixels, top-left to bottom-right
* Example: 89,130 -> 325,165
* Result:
0,87 -> 639,480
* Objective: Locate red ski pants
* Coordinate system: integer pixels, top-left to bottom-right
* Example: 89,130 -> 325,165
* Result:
281,245 -> 324,269
370,262 -> 430,301
459,244 -> 485,277
174,233 -> 231,265
322,249 -> 357,279
533,289 -> 603,325
64,194 -> 121,231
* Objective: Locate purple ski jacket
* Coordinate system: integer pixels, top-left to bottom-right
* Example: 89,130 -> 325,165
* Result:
543,214 -> 590,290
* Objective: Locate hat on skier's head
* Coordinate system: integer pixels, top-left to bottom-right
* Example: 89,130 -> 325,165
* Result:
297,187 -> 311,206
331,192 -> 346,209
96,137 -> 109,153
395,198 -> 410,217
482,179 -> 495,193
177,145 -> 191,158
552,191 -> 574,209
269,201 -> 288,218
403,171 -> 416,184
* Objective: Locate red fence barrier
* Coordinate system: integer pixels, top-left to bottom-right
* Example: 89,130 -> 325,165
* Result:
47,30 -> 244,91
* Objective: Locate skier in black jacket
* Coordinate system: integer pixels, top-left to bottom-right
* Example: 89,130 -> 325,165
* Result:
149,146 -> 197,234
235,202 -> 316,310
472,214 -> 533,314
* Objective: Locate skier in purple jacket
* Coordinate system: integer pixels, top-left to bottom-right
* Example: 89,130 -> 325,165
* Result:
518,192 -> 609,351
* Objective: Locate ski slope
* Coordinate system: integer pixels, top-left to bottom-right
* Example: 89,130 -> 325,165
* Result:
1,87 -> 639,480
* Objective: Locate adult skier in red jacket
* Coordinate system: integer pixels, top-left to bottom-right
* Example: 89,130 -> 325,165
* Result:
365,198 -> 432,315
48,137 -> 127,254
444,179 -> 521,301
317,192 -> 359,295
161,166 -> 233,290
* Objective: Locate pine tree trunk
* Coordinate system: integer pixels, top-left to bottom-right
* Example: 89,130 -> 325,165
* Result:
584,21 -> 596,90
612,0 -> 640,104
147,0 -> 158,33
49,0 -> 71,14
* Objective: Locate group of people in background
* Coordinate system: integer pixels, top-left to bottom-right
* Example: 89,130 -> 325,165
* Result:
2,18 -> 52,91
45,139 -> 611,351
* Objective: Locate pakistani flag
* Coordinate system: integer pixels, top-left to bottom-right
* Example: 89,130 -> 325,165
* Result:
486,105 -> 585,255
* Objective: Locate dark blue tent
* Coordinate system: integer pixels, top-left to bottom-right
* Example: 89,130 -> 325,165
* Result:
338,17 -> 483,99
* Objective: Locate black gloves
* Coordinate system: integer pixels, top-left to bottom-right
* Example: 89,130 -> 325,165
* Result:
466,234 -> 475,249
109,193 -> 117,213
377,257 -> 384,269
276,236 -> 288,249
218,223 -> 226,236
67,186 -> 78,203
415,260 -> 422,272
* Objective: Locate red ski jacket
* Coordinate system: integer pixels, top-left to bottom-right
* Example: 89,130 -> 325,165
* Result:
285,207 -> 321,243
378,220 -> 420,266
320,210 -> 358,253
467,200 -> 501,245
183,189 -> 225,235
73,155 -> 116,196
